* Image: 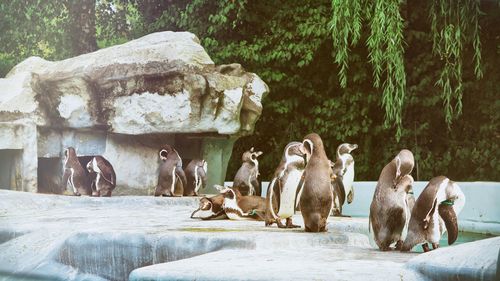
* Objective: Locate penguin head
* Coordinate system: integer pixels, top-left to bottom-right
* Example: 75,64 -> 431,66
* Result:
86,158 -> 95,173
283,142 -> 306,168
191,197 -> 214,219
302,133 -> 324,163
337,143 -> 358,155
158,144 -> 177,162
64,147 -> 76,160
394,174 -> 414,192
242,148 -> 263,165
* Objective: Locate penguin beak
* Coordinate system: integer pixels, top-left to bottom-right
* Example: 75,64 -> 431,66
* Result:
190,209 -> 200,218
350,144 -> 358,152
298,143 -> 309,166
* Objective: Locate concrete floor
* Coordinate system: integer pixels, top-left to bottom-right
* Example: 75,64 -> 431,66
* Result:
0,190 -> 497,281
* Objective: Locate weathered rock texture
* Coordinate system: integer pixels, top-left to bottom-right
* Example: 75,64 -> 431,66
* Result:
0,31 -> 268,194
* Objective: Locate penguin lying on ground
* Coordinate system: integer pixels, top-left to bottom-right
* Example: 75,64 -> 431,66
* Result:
155,144 -> 187,197
217,185 -> 266,221
183,159 -> 208,196
369,149 -> 414,250
330,143 -> 358,216
296,133 -> 334,232
191,193 -> 227,220
401,176 -> 465,252
62,147 -> 92,196
265,141 -> 306,228
233,147 -> 263,196
86,156 -> 116,197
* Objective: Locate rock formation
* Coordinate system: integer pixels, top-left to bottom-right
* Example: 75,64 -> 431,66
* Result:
0,31 -> 268,194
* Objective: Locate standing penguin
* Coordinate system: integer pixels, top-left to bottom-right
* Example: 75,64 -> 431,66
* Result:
296,133 -> 334,232
401,176 -> 465,252
369,149 -> 414,250
183,159 -> 208,196
331,143 -> 358,206
86,156 -> 116,197
154,144 -> 187,197
233,147 -> 263,196
62,147 -> 92,196
265,142 -> 306,228
219,186 -> 266,221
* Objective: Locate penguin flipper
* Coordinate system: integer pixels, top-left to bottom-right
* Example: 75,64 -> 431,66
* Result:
251,178 -> 260,196
176,166 -> 188,189
295,174 -> 306,210
96,158 -> 116,186
423,198 -> 438,230
267,177 -> 279,220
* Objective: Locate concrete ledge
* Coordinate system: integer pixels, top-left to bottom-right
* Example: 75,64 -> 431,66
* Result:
405,237 -> 500,281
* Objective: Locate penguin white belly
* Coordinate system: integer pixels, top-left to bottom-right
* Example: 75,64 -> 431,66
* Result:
69,168 -> 77,193
277,169 -> 303,219
428,211 -> 443,244
342,162 -> 355,196
226,212 -> 254,221
194,167 -> 201,193
224,198 -> 252,221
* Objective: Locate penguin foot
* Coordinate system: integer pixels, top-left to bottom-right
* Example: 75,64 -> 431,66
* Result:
74,192 -> 81,196
285,218 -> 301,228
276,220 -> 287,228
395,240 -> 404,250
422,243 -> 430,252
431,243 -> 439,250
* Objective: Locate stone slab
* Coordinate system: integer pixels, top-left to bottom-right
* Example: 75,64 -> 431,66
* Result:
0,190 -> 497,281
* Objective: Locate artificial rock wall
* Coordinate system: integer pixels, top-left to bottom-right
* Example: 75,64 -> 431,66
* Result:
0,31 -> 268,194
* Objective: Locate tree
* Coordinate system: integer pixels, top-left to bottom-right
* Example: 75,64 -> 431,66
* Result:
0,0 -> 498,180
64,0 -> 98,55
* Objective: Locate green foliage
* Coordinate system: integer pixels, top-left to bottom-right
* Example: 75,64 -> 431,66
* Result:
0,0 -> 498,181
0,0 -> 71,76
430,0 -> 483,126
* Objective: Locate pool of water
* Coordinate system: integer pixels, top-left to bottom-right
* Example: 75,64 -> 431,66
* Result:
412,231 -> 496,252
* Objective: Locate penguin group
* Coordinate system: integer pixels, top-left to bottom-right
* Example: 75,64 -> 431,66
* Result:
62,147 -> 116,197
64,131 -> 466,253
192,133 -> 360,233
190,132 -> 466,253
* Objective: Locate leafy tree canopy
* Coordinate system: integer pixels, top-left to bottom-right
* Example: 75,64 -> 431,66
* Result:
1,0 -> 499,181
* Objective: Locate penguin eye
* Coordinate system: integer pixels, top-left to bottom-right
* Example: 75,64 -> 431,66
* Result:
159,150 -> 168,159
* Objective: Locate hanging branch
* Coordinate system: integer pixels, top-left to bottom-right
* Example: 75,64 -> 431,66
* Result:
431,0 -> 482,126
330,0 -> 483,139
331,0 -> 406,139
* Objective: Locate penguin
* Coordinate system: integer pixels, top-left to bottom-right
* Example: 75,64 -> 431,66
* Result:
265,141 -> 306,228
154,144 -> 187,197
401,176 -> 465,252
296,133 -> 334,232
183,159 -> 208,196
328,159 -> 345,216
233,147 -> 263,196
190,194 -> 227,220
62,147 -> 92,196
86,156 -> 116,197
331,143 -> 358,206
218,186 -> 266,221
369,149 -> 414,251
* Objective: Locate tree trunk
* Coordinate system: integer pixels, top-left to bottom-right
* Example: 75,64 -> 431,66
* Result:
65,0 -> 98,55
